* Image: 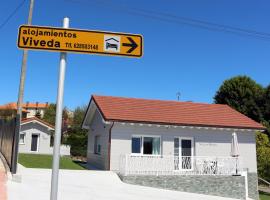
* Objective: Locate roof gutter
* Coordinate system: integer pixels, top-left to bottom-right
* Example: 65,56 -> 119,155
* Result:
81,95 -> 108,129
107,121 -> 114,170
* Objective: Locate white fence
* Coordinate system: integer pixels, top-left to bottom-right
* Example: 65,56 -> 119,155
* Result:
49,145 -> 71,156
119,155 -> 241,176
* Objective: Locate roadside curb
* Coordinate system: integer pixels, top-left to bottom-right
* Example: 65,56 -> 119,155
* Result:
0,152 -> 8,200
0,152 -> 21,182
0,152 -> 11,180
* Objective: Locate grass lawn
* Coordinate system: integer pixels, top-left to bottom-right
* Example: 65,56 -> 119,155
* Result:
18,153 -> 85,170
260,191 -> 270,200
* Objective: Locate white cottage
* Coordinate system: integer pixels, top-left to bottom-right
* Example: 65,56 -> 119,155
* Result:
19,117 -> 70,155
82,95 -> 265,199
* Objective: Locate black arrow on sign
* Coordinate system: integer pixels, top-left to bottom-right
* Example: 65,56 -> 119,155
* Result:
122,37 -> 138,53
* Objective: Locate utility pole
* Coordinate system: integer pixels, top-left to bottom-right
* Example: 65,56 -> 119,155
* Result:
17,0 -> 34,116
13,0 -> 35,174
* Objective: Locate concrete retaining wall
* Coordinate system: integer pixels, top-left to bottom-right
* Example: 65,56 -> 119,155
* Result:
119,173 -> 259,200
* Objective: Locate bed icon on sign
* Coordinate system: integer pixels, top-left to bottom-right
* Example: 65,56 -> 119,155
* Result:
104,35 -> 120,53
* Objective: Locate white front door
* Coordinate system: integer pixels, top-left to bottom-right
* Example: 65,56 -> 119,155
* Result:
174,137 -> 194,170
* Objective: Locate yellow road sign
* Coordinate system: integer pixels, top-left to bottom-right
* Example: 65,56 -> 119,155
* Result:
17,25 -> 143,57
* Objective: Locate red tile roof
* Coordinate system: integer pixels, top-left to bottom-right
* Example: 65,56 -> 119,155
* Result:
92,95 -> 265,130
0,103 -> 28,113
0,102 -> 49,111
21,117 -> 54,129
22,102 -> 49,108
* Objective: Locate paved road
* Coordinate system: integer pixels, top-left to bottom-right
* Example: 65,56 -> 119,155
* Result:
8,166 -> 238,200
0,158 -> 7,200
259,186 -> 270,194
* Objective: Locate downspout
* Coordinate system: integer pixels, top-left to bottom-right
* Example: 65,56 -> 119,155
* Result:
108,121 -> 114,170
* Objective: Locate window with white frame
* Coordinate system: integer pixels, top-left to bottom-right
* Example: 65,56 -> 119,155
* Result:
94,135 -> 101,155
19,133 -> 25,144
131,136 -> 161,155
174,137 -> 194,170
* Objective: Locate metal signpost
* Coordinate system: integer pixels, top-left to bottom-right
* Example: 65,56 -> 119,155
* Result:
17,18 -> 143,200
49,17 -> 69,200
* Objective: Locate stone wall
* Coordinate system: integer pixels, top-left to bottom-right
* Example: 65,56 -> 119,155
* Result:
119,174 -> 248,199
248,173 -> 259,200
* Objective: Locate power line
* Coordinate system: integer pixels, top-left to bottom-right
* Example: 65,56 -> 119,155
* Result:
140,9 -> 270,38
65,0 -> 270,41
92,0 -> 270,40
0,0 -> 27,30
123,3 -> 270,38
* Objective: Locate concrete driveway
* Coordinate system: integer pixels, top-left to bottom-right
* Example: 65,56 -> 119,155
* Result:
8,166 -> 238,200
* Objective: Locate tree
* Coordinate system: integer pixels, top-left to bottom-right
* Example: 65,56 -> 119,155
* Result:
264,85 -> 270,123
43,104 -> 57,125
0,108 -> 15,120
214,75 -> 270,181
43,104 -> 69,125
261,85 -> 270,137
66,105 -> 88,157
256,132 -> 270,181
214,76 -> 264,122
35,110 -> 41,119
43,104 -> 69,145
71,105 -> 87,128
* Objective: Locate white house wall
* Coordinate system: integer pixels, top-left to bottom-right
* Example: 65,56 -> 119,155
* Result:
19,122 -> 52,154
110,123 -> 257,172
25,108 -> 46,118
87,110 -> 111,170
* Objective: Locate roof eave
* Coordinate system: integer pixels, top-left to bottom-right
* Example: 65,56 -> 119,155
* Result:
21,119 -> 54,130
82,95 -> 107,129
105,119 -> 265,131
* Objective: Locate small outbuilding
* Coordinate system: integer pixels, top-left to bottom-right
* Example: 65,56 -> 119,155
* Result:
19,117 -> 70,155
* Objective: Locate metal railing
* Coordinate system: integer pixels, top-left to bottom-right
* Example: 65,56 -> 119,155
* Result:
259,177 -> 270,187
258,177 -> 270,194
119,154 -> 241,176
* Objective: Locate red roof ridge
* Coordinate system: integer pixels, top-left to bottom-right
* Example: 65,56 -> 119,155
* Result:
92,95 -> 227,107
0,102 -> 49,109
0,103 -> 28,112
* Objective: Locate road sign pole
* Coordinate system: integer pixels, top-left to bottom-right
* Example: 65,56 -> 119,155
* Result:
50,17 -> 69,200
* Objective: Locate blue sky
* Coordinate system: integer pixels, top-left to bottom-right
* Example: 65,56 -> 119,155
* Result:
1,0 -> 270,110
